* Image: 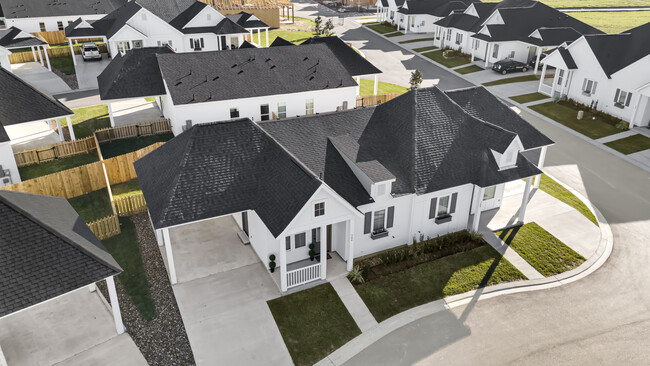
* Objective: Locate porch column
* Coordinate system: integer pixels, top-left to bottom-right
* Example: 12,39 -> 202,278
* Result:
68,39 -> 77,66
279,238 -> 287,292
534,145 -> 547,189
356,76 -> 360,96
550,69 -> 559,97
37,46 -> 44,66
66,116 -> 76,140
346,220 -> 355,272
266,29 -> 269,47
534,47 -> 542,74
56,118 -> 64,142
31,46 -> 37,62
471,186 -> 485,232
471,43 -> 475,62
538,63 -> 547,92
106,276 -> 125,334
162,228 -> 177,284
258,29 -> 261,46
519,177 -> 533,223
107,102 -> 116,127
373,74 -> 378,95
320,226 -> 327,280
629,94 -> 643,129
43,46 -> 51,71
404,15 -> 408,34
485,43 -> 492,68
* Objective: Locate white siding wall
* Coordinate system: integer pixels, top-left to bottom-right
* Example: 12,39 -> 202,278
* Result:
0,49 -> 10,71
0,141 -> 20,185
247,210 -> 276,267
408,15 -> 440,34
164,87 -> 358,135
486,41 -> 532,65
5,15 -> 105,33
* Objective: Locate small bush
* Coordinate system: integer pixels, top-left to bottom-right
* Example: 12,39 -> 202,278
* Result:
615,121 -> 630,130
348,266 -> 365,284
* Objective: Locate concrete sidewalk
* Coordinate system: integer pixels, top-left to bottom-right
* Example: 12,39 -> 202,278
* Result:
330,277 -> 378,333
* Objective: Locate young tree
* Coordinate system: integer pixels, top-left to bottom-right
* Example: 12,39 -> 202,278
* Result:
324,19 -> 335,36
314,16 -> 323,35
409,69 -> 423,90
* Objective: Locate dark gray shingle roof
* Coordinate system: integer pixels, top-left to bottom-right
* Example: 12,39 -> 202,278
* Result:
0,67 -> 72,127
226,12 -> 269,29
65,0 -> 142,39
583,22 -> 650,78
98,47 -> 174,101
270,36 -> 294,47
0,191 -> 121,318
0,27 -> 46,48
0,0 -> 125,19
134,119 -> 323,236
157,44 -> 357,105
301,36 -> 381,76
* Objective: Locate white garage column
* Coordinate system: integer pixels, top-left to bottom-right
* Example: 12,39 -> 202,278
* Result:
373,74 -> 378,96
31,46 -> 37,62
107,102 -> 116,127
162,228 -> 178,284
534,145 -> 547,188
471,186 -> 485,232
485,43 -> 493,68
67,116 -> 76,141
56,118 -> 64,142
106,276 -> 125,334
43,46 -> 51,71
68,39 -> 77,66
534,47 -> 542,74
279,238 -> 287,292
346,219 -> 355,272
320,225 -> 327,280
266,29 -> 269,47
258,29 -> 262,46
518,176 -> 533,223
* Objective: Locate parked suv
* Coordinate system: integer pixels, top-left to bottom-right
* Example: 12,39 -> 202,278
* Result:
81,42 -> 101,61
492,59 -> 528,75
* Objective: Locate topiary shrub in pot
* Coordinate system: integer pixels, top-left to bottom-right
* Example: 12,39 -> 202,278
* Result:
309,244 -> 315,261
269,254 -> 276,273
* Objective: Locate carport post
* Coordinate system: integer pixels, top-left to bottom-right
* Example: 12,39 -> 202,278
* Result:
356,76 -> 360,96
258,29 -> 261,46
471,186 -> 485,232
485,43 -> 493,68
37,46 -> 44,66
107,102 -> 116,127
534,146 -> 547,189
56,118 -> 64,142
30,46 -> 36,62
519,177 -> 533,223
162,228 -> 178,284
279,238 -> 287,292
373,74 -> 378,96
67,116 -> 76,140
266,29 -> 269,47
68,39 -> 77,66
320,226 -> 327,280
106,276 -> 125,334
43,46 -> 51,71
538,63 -> 547,92
534,47 -> 542,74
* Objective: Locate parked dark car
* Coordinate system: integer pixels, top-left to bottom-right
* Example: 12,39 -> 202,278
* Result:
492,59 -> 528,75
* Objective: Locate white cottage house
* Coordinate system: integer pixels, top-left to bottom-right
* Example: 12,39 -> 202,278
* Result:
433,0 -> 601,71
135,86 -> 553,292
0,27 -> 49,71
538,22 -> 650,128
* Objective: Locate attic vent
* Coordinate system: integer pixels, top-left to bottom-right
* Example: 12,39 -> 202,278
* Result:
303,56 -> 309,61
270,65 -> 276,69
175,81 -> 183,86
238,70 -> 244,74
309,76 -> 314,80
265,58 -> 271,62
248,55 -> 255,61
212,76 -> 219,81
231,63 -> 238,68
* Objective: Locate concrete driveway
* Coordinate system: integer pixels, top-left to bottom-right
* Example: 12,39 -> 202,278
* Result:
11,62 -> 71,94
0,287 -> 147,366
73,54 -> 111,90
163,216 -> 292,365
111,99 -> 164,127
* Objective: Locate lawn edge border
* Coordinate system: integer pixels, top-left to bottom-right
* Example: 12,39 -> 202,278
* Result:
315,174 -> 612,366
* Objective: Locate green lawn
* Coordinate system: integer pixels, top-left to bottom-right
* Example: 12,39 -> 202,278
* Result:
482,74 -> 539,86
268,283 -> 361,366
354,245 -> 526,322
63,104 -> 110,139
99,133 -> 173,159
497,222 -> 585,277
455,65 -> 484,75
260,30 -> 316,47
538,174 -> 598,225
570,11 -> 650,34
530,101 -> 622,140
366,23 -> 398,34
604,134 -> 650,155
412,45 -> 438,52
18,152 -> 99,180
111,178 -> 142,198
67,188 -> 113,223
102,217 -> 157,321
49,56 -> 75,75
483,0 -> 650,7
510,92 -> 550,104
399,37 -> 435,44
385,31 -> 405,38
422,50 -> 471,68
359,79 -> 408,96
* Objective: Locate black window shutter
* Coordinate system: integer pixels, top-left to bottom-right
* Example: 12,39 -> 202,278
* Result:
189,38 -> 193,48
285,237 -> 290,250
614,88 -> 620,102
626,92 -> 633,107
200,38 -> 205,48
386,206 -> 394,228
364,212 -> 372,234
450,193 -> 458,214
582,78 -> 587,91
429,197 -> 437,219
592,81 -> 598,94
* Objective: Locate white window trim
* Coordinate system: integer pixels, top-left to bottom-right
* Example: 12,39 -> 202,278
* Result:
437,194 -> 451,217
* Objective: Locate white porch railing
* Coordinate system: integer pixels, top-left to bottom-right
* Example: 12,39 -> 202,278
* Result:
286,263 -> 321,289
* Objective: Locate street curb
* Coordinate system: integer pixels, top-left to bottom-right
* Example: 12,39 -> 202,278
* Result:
315,175 -> 613,366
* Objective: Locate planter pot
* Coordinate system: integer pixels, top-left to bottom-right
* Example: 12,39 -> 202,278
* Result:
310,256 -> 315,261
270,267 -> 275,273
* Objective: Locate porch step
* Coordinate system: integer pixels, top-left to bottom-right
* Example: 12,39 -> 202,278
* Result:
236,230 -> 250,245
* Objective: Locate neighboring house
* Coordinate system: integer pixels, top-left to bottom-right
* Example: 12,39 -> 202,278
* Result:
97,39 -> 381,133
0,190 -> 125,334
538,22 -> 650,128
396,0 -> 472,34
64,0 -> 269,66
376,0 -> 406,25
433,0 -> 602,71
0,0 -> 126,33
0,67 -> 74,185
135,85 -> 553,292
207,0 -> 295,28
0,26 -> 48,71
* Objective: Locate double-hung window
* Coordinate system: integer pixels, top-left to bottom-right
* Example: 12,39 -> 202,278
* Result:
132,40 -> 143,49
557,69 -> 564,86
190,38 -> 204,51
429,193 -> 457,222
364,207 -> 394,238
455,33 -> 463,45
305,99 -> 314,115
373,209 -> 386,233
294,232 -> 306,248
437,195 -> 450,216
483,186 -> 496,201
277,102 -> 286,118
260,104 -> 270,121
582,79 -> 597,96
314,202 -> 325,217
446,30 -> 451,41
614,88 -> 632,108
230,107 -> 239,118
57,21 -> 64,31
39,23 -> 46,32
492,44 -> 499,59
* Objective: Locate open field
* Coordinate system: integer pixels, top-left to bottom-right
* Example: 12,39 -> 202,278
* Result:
571,11 -> 650,34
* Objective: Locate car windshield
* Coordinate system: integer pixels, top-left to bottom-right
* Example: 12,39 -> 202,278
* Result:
84,45 -> 98,50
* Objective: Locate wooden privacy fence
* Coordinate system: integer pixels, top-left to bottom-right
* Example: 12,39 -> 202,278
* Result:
13,137 -> 97,167
9,43 -> 108,64
114,194 -> 148,216
32,30 -> 67,45
1,142 -> 165,198
87,214 -> 121,240
356,93 -> 401,107
95,119 -> 171,143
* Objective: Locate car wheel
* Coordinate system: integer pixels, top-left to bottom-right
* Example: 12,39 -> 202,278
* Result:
502,70 -> 507,75
522,67 -> 528,72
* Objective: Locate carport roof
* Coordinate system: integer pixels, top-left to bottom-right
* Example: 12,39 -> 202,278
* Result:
0,191 -> 121,318
0,27 -> 46,48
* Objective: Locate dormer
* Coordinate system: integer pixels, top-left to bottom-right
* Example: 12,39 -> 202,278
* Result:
529,29 -> 542,40
183,5 -> 225,29
490,136 -> 523,170
464,3 -> 479,17
482,10 -> 504,26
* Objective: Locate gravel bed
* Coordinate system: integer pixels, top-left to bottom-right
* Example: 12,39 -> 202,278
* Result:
99,213 -> 195,366
51,67 -> 78,90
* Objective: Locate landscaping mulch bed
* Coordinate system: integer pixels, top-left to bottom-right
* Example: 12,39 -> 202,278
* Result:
51,66 -> 78,90
99,214 -> 195,366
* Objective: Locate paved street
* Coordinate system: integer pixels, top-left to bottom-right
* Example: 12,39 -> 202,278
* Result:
287,3 -> 650,364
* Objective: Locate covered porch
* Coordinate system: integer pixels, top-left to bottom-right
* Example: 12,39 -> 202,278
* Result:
631,83 -> 650,128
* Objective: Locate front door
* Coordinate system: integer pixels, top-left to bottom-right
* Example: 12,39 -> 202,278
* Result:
242,212 -> 249,235
220,36 -> 227,50
326,224 -> 332,252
